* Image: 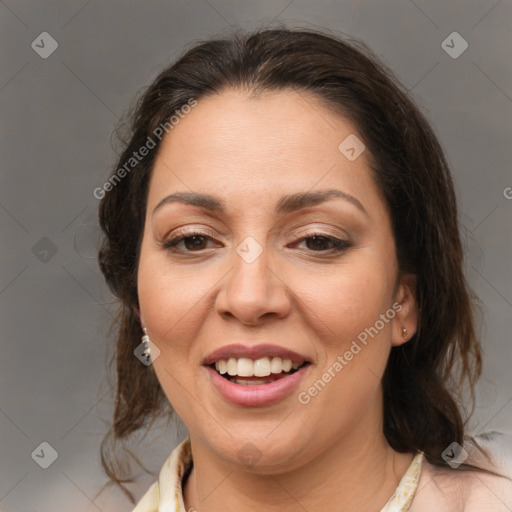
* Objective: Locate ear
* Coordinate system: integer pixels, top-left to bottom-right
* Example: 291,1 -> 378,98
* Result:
391,273 -> 418,347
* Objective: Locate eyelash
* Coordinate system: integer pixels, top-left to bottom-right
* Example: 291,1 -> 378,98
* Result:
162,229 -> 351,255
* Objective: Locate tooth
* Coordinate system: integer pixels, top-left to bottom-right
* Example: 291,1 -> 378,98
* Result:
227,358 -> 238,376
282,359 -> 292,372
253,357 -> 271,377
237,358 -> 254,377
270,357 -> 283,374
218,356 -> 299,377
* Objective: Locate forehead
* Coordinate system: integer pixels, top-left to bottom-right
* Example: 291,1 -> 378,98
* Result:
148,88 -> 384,217
157,88 -> 360,165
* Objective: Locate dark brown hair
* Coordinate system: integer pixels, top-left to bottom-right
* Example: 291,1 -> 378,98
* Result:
97,26 -> 482,503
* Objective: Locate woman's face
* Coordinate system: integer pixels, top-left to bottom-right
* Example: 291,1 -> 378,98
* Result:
137,88 -> 417,471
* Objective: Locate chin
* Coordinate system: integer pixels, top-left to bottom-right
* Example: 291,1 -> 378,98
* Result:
203,428 -> 312,473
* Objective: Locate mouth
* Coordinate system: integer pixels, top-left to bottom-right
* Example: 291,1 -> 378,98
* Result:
202,343 -> 312,406
208,357 -> 311,386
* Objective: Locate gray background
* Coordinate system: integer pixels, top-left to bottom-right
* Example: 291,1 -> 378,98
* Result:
1,1 -> 511,510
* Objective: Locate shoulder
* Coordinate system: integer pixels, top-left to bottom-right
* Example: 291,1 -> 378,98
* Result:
131,437 -> 192,512
410,431 -> 512,512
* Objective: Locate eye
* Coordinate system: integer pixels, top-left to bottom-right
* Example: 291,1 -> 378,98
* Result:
162,230 -> 351,255
294,233 -> 350,253
162,230 -> 219,252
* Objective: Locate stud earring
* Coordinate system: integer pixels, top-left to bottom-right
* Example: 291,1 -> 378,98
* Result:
142,328 -> 151,363
402,327 -> 408,339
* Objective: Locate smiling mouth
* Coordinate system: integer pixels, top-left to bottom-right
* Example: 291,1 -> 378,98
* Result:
209,357 -> 311,386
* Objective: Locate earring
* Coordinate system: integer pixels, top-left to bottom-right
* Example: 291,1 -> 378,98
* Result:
402,327 -> 408,339
142,328 -> 151,363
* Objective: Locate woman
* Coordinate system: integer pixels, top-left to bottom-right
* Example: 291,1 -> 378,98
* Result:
97,27 -> 512,511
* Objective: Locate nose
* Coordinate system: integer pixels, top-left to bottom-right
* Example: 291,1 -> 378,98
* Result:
215,242 -> 291,326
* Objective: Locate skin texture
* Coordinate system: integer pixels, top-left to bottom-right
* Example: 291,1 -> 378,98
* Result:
137,88 -> 419,512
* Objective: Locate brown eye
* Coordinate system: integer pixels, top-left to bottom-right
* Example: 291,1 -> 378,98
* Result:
181,235 -> 209,251
296,234 -> 350,253
163,232 -> 216,252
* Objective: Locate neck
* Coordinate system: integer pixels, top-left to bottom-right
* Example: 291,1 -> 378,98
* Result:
183,426 -> 414,512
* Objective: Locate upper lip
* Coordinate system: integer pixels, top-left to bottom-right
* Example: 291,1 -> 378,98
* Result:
202,344 -> 311,366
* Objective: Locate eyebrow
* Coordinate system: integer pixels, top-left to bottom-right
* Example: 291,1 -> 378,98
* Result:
152,189 -> 368,217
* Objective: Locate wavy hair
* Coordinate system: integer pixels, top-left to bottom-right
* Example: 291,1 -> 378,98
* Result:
97,26 -> 482,503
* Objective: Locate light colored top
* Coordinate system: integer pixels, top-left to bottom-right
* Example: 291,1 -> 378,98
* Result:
132,431 -> 512,512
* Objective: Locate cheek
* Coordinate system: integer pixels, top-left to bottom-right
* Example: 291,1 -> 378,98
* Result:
137,250 -> 220,360
300,259 -> 396,408
296,259 -> 395,345
137,253 -> 184,348
137,253 -> 206,411
295,273 -> 394,433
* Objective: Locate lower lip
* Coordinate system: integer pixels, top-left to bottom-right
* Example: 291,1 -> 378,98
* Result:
205,365 -> 310,407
